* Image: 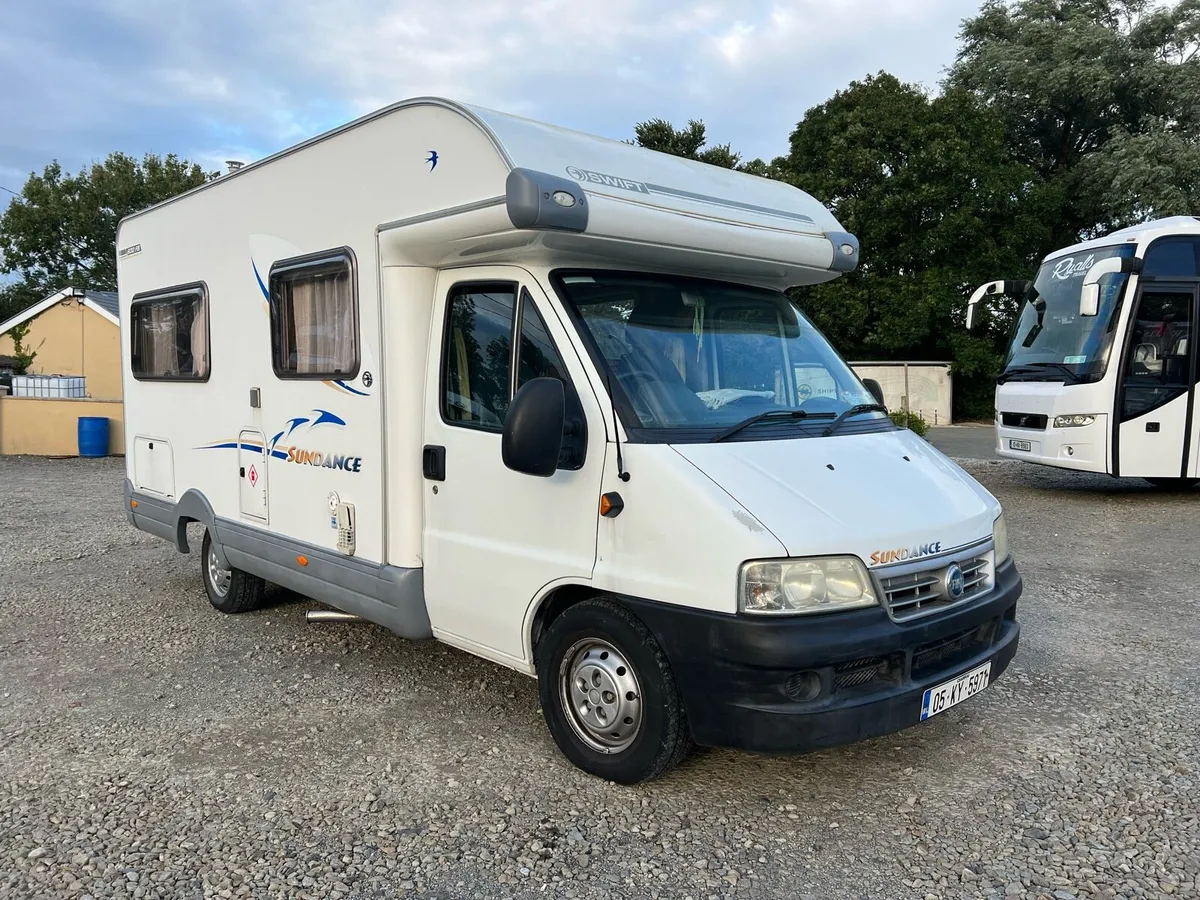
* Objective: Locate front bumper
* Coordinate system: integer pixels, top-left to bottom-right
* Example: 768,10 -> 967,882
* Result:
625,559 -> 1022,754
995,418 -> 1108,473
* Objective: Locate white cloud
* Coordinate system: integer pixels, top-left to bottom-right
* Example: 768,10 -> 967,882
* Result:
0,0 -> 981,181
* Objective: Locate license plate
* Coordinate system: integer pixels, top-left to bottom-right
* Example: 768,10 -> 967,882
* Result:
1008,439 -> 1032,452
920,661 -> 991,721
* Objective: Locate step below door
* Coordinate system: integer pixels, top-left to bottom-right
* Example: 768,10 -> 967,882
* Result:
238,430 -> 268,521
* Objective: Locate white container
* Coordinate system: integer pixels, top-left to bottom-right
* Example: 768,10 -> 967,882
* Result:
11,375 -> 86,398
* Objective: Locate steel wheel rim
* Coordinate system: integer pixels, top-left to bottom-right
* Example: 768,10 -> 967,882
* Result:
207,543 -> 232,597
558,638 -> 643,754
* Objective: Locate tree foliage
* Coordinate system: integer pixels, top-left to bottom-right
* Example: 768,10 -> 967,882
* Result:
631,0 -> 1200,419
0,152 -> 215,322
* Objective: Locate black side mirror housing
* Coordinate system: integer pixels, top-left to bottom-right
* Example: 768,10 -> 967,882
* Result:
863,378 -> 885,407
503,377 -> 566,477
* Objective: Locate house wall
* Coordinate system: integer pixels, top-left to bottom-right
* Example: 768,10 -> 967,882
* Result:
0,397 -> 124,455
849,362 -> 954,426
0,300 -> 122,400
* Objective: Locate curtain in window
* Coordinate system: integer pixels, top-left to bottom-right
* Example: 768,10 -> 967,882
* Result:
188,297 -> 207,377
289,273 -> 352,374
148,303 -> 179,376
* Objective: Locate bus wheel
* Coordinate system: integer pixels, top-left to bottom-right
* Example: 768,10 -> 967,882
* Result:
201,529 -> 266,614
536,598 -> 692,784
1144,477 -> 1199,491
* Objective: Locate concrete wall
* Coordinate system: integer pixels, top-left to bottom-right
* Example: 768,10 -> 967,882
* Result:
850,362 -> 953,426
0,300 -> 122,400
0,397 -> 124,456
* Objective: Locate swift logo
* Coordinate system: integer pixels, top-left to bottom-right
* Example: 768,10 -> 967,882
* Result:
565,166 -> 649,194
870,542 -> 944,566
426,150 -> 439,171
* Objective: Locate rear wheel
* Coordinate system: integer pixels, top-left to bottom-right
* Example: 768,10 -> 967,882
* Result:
1144,477 -> 1199,491
201,529 -> 266,614
536,597 -> 692,784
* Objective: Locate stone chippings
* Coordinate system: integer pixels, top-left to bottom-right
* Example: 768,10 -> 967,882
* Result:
0,455 -> 1196,899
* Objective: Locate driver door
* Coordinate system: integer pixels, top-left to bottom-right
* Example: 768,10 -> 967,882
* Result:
1115,284 -> 1197,479
420,266 -> 606,668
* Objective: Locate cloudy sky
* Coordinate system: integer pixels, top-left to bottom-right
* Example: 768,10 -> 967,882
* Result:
1,0 -> 981,200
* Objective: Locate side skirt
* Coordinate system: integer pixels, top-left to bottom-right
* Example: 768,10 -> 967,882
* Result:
124,480 -> 433,640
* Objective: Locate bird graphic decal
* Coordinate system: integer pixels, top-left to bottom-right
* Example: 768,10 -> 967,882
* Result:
426,150 -> 439,171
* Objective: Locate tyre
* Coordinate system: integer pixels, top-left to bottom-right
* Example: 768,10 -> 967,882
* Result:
201,528 -> 266,614
535,597 -> 692,784
1144,477 -> 1199,491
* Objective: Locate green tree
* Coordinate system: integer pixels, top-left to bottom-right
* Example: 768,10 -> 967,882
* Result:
632,118 -> 783,176
0,152 -> 216,314
7,321 -> 42,374
949,0 -> 1200,242
781,73 -> 1048,417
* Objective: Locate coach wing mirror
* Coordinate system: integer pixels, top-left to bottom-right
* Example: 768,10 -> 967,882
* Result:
503,377 -> 566,477
965,280 -> 1029,330
1080,257 -> 1142,317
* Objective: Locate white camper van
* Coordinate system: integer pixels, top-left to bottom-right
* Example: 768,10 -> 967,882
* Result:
119,97 -> 1021,783
966,216 -> 1200,488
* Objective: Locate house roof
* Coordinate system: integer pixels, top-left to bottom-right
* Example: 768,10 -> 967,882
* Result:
0,287 -> 120,336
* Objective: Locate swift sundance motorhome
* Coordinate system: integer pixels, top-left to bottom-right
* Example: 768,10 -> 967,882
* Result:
966,216 -> 1200,488
119,97 -> 1022,783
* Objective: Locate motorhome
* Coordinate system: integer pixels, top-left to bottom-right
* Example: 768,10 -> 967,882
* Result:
967,216 -> 1200,489
119,97 -> 1022,783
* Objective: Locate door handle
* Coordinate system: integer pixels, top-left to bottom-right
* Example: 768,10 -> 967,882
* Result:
423,445 -> 446,481
240,466 -> 246,477
1146,422 -> 1160,433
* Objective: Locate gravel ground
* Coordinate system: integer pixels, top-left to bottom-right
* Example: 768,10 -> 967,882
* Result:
1,455 -> 1197,900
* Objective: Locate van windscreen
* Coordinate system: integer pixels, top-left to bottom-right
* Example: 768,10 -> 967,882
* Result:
553,271 -> 886,442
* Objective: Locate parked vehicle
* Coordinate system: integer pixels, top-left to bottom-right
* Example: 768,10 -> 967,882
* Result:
967,216 -> 1200,489
120,97 -> 1021,783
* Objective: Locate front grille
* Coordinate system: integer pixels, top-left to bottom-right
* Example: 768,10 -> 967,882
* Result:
880,555 -> 991,621
1001,412 -> 1047,430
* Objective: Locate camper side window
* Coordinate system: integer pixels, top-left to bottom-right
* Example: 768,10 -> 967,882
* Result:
269,249 -> 358,379
442,283 -> 518,431
130,284 -> 210,381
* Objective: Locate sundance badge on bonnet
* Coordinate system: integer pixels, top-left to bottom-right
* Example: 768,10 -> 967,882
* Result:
869,541 -> 944,566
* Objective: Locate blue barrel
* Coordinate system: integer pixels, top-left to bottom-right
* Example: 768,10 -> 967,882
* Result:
77,416 -> 109,458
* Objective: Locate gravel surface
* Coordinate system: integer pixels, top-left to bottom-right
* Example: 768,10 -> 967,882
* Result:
1,455 -> 1197,900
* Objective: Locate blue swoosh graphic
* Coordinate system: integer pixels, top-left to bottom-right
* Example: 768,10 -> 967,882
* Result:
333,379 -> 370,396
310,409 -> 347,427
252,260 -> 269,300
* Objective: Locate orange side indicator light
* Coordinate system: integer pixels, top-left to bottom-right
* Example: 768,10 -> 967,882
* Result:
599,492 -> 624,518
297,555 -> 309,567
130,500 -> 138,509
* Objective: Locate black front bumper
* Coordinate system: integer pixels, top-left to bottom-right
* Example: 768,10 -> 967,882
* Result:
625,559 -> 1022,754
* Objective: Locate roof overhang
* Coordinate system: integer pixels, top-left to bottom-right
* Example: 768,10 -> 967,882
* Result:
0,287 -> 120,336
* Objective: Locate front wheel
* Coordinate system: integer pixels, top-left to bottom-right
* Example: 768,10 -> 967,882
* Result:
201,529 -> 267,614
1144,477 -> 1199,491
536,597 -> 692,784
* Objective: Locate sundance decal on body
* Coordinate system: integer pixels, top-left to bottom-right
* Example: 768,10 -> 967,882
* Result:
869,542 -> 944,566
198,409 -> 363,472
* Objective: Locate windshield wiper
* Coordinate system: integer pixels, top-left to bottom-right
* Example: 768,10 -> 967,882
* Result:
822,404 -> 889,437
710,409 -> 835,443
999,362 -> 1081,384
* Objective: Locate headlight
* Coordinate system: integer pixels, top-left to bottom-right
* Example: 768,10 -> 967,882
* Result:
739,556 -> 878,615
1053,414 -> 1096,428
993,512 -> 1010,565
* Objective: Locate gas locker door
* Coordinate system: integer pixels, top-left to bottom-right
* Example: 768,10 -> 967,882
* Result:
420,266 -> 606,667
238,430 -> 268,520
1115,284 -> 1197,480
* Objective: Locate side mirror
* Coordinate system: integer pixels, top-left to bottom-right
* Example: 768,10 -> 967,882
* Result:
1080,256 -> 1142,317
1079,283 -> 1100,317
502,377 -> 566,477
863,378 -> 885,407
965,280 -> 1032,330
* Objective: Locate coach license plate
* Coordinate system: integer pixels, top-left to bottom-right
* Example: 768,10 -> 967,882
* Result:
1008,439 -> 1032,452
920,661 -> 991,721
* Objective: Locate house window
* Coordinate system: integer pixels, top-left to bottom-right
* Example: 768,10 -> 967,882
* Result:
130,284 -> 210,381
269,248 -> 358,378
